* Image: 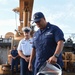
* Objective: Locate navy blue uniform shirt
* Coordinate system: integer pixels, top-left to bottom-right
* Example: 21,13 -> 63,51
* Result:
11,50 -> 18,57
32,22 -> 65,73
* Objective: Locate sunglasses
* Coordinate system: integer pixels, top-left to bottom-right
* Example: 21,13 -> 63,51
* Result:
35,20 -> 41,23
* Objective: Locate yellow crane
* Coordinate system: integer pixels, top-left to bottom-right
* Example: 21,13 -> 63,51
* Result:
13,0 -> 34,40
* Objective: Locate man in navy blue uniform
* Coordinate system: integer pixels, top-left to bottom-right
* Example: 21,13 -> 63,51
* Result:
28,12 -> 65,75
11,45 -> 19,75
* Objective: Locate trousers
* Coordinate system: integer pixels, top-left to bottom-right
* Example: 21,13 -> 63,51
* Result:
20,58 -> 32,75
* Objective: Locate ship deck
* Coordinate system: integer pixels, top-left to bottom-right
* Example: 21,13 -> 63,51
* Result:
0,65 -> 75,75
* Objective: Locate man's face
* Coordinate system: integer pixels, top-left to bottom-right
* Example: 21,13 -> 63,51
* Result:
13,46 -> 16,50
23,32 -> 30,39
35,18 -> 46,29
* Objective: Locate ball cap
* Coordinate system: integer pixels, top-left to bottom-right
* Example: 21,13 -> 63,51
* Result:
22,27 -> 31,32
13,45 -> 17,47
32,12 -> 45,23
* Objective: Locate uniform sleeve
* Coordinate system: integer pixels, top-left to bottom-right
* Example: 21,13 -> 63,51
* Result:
17,40 -> 22,51
32,34 -> 36,49
16,50 -> 18,56
32,41 -> 36,49
11,50 -> 12,55
54,26 -> 65,43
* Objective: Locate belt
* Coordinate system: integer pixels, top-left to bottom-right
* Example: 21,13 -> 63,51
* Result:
25,55 -> 30,57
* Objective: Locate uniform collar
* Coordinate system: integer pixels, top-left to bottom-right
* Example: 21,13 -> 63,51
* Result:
23,38 -> 31,41
39,22 -> 51,34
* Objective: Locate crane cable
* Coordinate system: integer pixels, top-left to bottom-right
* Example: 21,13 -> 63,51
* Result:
15,11 -> 18,30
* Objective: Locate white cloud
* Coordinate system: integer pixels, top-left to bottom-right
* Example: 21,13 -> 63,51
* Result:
0,18 -> 20,37
64,3 -> 75,18
0,0 -> 8,4
0,19 -> 19,26
0,0 -> 18,3
33,4 -> 75,33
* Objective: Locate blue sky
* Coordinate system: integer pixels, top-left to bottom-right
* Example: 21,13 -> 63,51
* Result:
0,0 -> 75,41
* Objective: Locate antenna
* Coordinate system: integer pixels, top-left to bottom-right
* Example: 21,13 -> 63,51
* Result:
15,11 -> 18,30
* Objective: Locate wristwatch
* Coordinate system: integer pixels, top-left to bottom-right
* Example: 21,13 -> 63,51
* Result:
53,54 -> 59,58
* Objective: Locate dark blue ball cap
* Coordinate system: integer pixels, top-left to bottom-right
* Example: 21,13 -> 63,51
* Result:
32,12 -> 45,23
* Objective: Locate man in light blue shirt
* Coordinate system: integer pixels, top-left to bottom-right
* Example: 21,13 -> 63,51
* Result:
17,27 -> 33,75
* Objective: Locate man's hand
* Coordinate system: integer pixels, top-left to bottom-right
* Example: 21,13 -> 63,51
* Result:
24,57 -> 30,62
47,55 -> 57,64
28,62 -> 32,71
12,57 -> 16,59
